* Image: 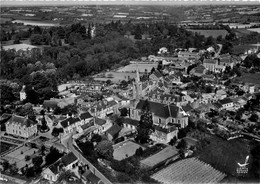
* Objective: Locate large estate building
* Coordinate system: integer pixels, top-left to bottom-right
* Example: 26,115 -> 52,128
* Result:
6,114 -> 38,139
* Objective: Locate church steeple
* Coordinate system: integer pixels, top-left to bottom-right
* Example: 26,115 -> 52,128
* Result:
136,64 -> 140,83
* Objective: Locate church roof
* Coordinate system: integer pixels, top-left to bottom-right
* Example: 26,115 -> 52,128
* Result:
136,100 -> 184,119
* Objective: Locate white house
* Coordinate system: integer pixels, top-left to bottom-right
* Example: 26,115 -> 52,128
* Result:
42,152 -> 78,182
6,114 -> 37,139
20,85 -> 27,101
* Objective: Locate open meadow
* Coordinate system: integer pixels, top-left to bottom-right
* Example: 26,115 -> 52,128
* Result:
187,29 -> 228,39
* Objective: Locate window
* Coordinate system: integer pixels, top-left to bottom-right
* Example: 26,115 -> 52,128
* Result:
158,118 -> 161,124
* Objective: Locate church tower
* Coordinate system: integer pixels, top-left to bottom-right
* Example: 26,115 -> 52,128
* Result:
133,67 -> 142,100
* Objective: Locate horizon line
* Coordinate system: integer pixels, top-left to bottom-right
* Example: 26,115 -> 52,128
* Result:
1,0 -> 260,7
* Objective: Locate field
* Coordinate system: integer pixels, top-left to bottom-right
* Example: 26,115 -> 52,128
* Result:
247,28 -> 260,34
195,136 -> 251,176
187,29 -> 228,39
113,141 -> 145,160
232,44 -> 258,55
0,142 -> 17,155
117,63 -> 157,73
94,71 -> 137,83
234,73 -> 260,85
152,157 -> 226,184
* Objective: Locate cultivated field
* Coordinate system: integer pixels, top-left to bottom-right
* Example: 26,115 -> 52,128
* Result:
94,71 -> 137,83
113,140 -> 145,160
232,44 -> 258,55
152,157 -> 226,184
187,29 -> 228,39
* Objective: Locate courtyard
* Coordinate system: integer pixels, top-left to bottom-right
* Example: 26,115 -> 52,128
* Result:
113,140 -> 145,161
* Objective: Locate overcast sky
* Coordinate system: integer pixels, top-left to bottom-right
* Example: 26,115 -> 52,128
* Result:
1,0 -> 259,6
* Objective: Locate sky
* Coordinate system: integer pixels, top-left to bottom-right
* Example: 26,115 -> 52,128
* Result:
0,0 -> 259,6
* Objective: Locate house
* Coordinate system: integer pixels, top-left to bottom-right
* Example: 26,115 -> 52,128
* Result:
150,125 -> 178,143
178,51 -> 199,60
149,70 -> 163,82
130,100 -> 188,129
123,118 -> 139,131
105,124 -> 121,141
215,89 -> 227,100
6,114 -> 37,139
90,100 -> 119,118
20,85 -> 26,101
42,152 -> 78,182
60,116 -> 81,135
82,171 -> 103,184
215,98 -> 234,110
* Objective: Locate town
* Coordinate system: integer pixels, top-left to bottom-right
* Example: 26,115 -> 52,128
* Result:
1,3 -> 260,184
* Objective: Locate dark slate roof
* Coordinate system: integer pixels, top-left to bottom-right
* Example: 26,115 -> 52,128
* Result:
136,100 -> 182,119
43,100 -> 58,108
8,114 -> 37,127
219,98 -> 233,105
60,117 -> 80,128
123,118 -> 139,126
94,118 -> 106,126
106,124 -> 121,136
204,59 -> 216,64
193,65 -> 206,74
80,112 -> 92,120
152,70 -> 163,79
61,152 -> 77,166
0,113 -> 12,121
182,104 -> 193,112
213,102 -> 223,109
49,161 -> 60,175
154,125 -> 177,134
83,171 -> 101,184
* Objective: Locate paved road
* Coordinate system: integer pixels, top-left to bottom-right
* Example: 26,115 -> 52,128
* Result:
67,135 -> 113,184
215,44 -> 223,57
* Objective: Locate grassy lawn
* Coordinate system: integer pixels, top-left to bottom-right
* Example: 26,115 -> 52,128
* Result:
195,136 -> 251,176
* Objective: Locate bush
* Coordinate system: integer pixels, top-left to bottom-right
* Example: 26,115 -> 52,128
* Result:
25,155 -> 31,161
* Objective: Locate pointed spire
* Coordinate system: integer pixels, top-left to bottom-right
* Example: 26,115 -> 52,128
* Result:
136,64 -> 140,83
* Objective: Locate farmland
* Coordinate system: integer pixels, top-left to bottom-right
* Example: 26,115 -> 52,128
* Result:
247,28 -> 260,34
152,157 -> 226,184
186,29 -> 228,39
232,44 -> 258,55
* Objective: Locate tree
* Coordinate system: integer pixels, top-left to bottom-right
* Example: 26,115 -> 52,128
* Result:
41,145 -> 46,155
249,114 -> 259,122
120,107 -> 129,117
176,139 -> 187,149
91,134 -> 102,143
250,143 -> 260,180
45,147 -> 64,166
30,34 -> 43,45
16,103 -> 36,121
96,140 -> 114,160
2,160 -> 10,171
135,147 -> 144,157
25,155 -> 31,161
169,136 -> 177,146
78,141 -> 94,156
135,100 -> 154,144
0,85 -> 16,105
9,163 -> 18,175
32,156 -> 43,168
51,127 -> 63,137
25,167 -> 35,178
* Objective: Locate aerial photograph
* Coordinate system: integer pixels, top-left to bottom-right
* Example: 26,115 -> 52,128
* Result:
0,0 -> 260,183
